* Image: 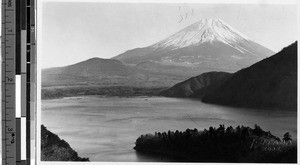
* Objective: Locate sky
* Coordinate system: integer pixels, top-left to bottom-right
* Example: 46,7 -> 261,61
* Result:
41,1 -> 298,68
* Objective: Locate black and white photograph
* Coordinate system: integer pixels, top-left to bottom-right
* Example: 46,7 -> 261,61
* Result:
39,0 -> 298,163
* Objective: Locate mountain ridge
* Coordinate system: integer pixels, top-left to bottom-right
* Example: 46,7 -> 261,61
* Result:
159,71 -> 232,98
112,19 -> 274,76
202,41 -> 297,110
42,57 -> 188,88
42,19 -> 276,92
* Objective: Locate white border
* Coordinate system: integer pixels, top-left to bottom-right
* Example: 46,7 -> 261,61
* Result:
41,0 -> 298,4
36,0 -> 300,165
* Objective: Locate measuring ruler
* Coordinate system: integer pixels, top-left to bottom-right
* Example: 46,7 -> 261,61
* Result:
2,0 -> 17,165
2,0 -> 36,165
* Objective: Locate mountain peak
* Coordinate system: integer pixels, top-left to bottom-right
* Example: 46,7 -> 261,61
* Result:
151,18 -> 251,50
113,18 -> 274,73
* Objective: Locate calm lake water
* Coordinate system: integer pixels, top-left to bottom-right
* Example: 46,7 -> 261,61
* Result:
41,96 -> 297,162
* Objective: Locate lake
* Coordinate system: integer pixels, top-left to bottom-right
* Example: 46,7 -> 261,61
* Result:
41,96 -> 297,162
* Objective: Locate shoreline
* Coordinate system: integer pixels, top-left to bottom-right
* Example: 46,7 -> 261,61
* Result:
134,126 -> 297,163
41,97 -> 297,161
41,86 -> 167,100
41,94 -> 164,100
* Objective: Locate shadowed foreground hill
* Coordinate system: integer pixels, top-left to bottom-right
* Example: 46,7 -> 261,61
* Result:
134,125 -> 296,163
41,125 -> 89,161
202,42 -> 297,110
159,72 -> 232,98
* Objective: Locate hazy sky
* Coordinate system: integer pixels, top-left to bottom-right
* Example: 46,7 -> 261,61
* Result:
41,1 -> 298,68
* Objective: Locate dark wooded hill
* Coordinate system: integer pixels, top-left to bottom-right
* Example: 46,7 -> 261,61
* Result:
202,42 -> 297,110
159,71 -> 232,98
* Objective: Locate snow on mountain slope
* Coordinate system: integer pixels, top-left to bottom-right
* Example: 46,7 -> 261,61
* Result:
112,19 -> 274,76
151,19 -> 253,54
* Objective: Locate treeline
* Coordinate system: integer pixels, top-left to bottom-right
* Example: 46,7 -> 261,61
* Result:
134,125 -> 296,162
42,86 -> 167,99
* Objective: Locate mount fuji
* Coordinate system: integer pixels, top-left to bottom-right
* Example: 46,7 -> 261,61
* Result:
113,19 -> 274,76
42,19 -> 276,96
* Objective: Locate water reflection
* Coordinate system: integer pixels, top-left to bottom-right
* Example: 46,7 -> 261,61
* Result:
42,96 -> 297,161
135,150 -> 186,162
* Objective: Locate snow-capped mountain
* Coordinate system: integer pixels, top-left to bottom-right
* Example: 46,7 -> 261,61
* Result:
42,19 -> 277,90
151,19 -> 251,53
113,19 -> 274,77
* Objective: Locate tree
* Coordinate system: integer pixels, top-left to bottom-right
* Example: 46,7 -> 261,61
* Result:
226,126 -> 234,134
209,127 -> 215,135
253,124 -> 263,136
217,125 -> 225,135
283,132 -> 292,142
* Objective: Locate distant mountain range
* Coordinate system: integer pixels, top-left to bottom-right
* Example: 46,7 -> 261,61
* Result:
161,42 -> 297,110
43,19 -> 274,88
42,58 -> 185,87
